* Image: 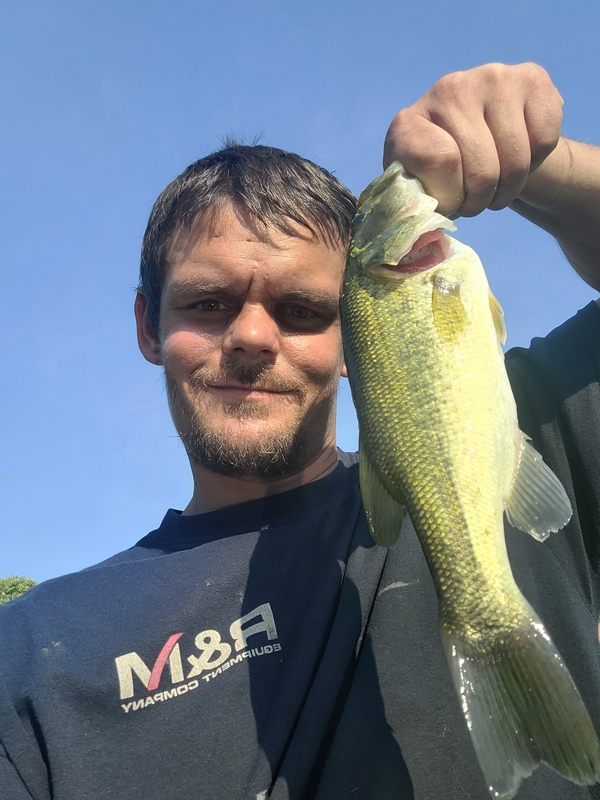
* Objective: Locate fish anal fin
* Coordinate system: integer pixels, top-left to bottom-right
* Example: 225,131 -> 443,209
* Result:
432,276 -> 467,340
489,289 -> 507,345
441,612 -> 600,799
359,439 -> 405,547
504,434 -> 572,541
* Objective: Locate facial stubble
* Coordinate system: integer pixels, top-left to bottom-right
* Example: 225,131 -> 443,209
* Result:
166,360 -> 339,478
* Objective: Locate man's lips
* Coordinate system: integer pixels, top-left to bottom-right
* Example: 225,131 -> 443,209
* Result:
206,384 -> 294,397
188,366 -> 307,402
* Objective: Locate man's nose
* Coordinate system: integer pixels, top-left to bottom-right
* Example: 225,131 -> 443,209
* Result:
222,304 -> 280,358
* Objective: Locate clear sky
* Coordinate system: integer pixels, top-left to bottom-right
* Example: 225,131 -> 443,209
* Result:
1,0 -> 599,583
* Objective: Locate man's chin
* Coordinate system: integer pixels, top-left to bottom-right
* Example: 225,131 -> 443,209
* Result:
169,378 -> 338,479
181,424 -> 315,479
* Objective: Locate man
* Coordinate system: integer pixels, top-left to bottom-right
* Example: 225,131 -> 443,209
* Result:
1,63 -> 599,799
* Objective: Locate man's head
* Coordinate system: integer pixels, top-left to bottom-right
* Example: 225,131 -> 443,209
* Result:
139,144 -> 357,334
135,144 -> 357,480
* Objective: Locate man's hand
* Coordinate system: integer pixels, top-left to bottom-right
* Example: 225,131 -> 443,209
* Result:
383,63 -> 564,218
385,62 -> 600,291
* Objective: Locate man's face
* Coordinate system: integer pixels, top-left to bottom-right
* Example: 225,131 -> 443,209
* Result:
141,205 -> 347,478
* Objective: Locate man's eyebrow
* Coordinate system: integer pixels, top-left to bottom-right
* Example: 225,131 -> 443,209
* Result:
166,277 -> 231,297
165,279 -> 341,314
275,289 -> 340,313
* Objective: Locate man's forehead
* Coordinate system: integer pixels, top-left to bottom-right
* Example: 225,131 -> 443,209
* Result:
167,203 -> 348,263
160,205 -> 346,305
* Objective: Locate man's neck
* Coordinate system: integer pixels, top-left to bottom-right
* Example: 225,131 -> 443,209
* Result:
182,443 -> 340,515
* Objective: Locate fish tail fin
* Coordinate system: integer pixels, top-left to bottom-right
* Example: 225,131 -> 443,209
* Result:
441,612 -> 600,799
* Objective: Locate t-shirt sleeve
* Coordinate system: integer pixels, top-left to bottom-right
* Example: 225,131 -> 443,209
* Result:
505,300 -> 600,616
0,741 -> 35,799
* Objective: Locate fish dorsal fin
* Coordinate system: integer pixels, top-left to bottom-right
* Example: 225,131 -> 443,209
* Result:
359,438 -> 405,547
504,434 -> 572,541
489,290 -> 507,345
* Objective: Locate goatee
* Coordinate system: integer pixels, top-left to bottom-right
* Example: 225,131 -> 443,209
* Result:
166,360 -> 335,478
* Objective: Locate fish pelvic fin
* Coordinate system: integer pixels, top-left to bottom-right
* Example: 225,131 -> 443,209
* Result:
504,434 -> 572,541
441,613 -> 600,799
359,439 -> 405,547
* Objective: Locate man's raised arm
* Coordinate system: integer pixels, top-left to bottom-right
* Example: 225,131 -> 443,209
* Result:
383,62 -> 600,291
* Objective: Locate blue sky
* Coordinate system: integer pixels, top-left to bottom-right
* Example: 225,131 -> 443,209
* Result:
2,0 -> 599,583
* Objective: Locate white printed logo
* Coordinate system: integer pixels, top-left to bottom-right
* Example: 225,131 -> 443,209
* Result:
115,603 -> 281,713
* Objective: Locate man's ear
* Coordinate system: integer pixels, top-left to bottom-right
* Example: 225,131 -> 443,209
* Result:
134,291 -> 162,365
341,360 -> 348,379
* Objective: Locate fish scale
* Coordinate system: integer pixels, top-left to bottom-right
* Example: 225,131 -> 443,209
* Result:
344,260 -> 513,614
341,161 -> 600,799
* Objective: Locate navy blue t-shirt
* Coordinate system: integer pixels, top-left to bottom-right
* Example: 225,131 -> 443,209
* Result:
1,303 -> 600,800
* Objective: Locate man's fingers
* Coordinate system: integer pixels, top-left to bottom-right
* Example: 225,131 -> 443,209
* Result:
435,116 -> 501,218
482,107 -> 532,212
524,87 -> 564,173
383,63 -> 564,220
383,111 -> 464,216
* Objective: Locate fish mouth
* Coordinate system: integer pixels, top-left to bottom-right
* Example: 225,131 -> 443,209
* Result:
386,229 -> 451,274
369,229 -> 454,278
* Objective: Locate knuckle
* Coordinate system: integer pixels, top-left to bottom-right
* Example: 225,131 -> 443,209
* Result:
530,127 -> 560,157
499,156 -> 530,185
429,71 -> 469,104
526,105 -> 563,155
384,109 -> 419,156
409,144 -> 461,175
385,108 -> 462,176
520,62 -> 562,110
464,166 -> 499,195
519,61 -> 551,83
387,106 -> 416,134
483,61 -> 550,87
478,62 -> 508,84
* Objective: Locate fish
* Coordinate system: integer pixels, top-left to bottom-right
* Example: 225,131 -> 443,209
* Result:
340,162 -> 600,799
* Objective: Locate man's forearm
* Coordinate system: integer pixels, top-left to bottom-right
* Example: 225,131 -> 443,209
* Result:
511,137 -> 600,291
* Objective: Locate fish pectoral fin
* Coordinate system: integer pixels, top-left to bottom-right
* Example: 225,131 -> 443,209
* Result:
359,439 -> 405,547
504,433 -> 572,541
488,289 -> 507,345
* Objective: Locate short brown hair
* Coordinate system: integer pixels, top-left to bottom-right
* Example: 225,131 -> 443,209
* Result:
139,144 -> 357,331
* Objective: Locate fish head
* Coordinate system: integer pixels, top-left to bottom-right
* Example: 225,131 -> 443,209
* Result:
344,162 -> 504,356
350,162 -> 465,282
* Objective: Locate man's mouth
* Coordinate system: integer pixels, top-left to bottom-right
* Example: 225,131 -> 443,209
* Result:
207,384 -> 292,396
188,364 -> 308,404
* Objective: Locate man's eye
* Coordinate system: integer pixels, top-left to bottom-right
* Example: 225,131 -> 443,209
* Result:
196,299 -> 225,312
286,305 -> 316,320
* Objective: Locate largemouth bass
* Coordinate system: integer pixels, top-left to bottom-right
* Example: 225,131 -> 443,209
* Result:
341,162 -> 600,799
